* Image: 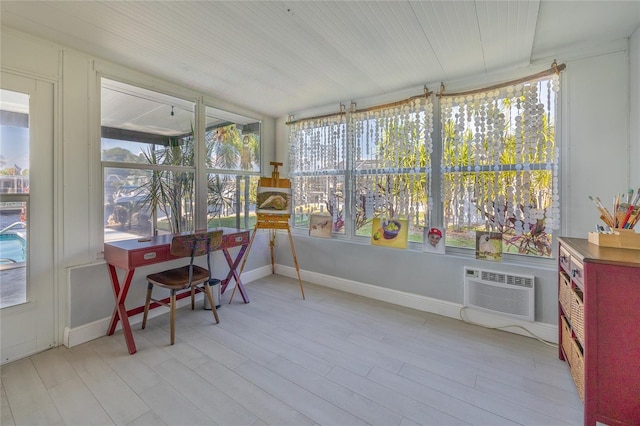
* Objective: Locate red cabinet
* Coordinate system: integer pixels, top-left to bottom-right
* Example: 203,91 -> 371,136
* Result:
558,237 -> 640,426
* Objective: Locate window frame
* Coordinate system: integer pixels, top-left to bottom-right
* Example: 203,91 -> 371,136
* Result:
289,98 -> 433,250
99,75 -> 263,243
439,75 -> 560,260
288,114 -> 349,237
288,73 -> 561,262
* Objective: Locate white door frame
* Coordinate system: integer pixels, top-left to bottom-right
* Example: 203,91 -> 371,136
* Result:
1,71 -> 57,364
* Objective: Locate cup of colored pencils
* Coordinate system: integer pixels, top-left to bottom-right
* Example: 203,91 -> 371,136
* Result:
590,188 -> 640,232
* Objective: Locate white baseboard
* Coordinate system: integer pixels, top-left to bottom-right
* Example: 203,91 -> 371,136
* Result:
64,295 -> 191,348
65,263 -> 557,348
63,265 -> 273,348
275,264 -> 558,344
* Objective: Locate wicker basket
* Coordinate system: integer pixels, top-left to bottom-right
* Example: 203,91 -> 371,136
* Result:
559,272 -> 572,319
570,338 -> 585,401
561,315 -> 573,360
570,288 -> 585,344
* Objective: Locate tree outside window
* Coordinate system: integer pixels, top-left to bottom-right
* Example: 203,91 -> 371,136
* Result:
101,79 -> 261,242
440,76 -> 560,257
288,73 -> 559,258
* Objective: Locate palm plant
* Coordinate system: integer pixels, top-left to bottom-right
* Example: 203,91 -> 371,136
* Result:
130,123 -> 258,234
206,124 -> 259,223
136,134 -> 194,234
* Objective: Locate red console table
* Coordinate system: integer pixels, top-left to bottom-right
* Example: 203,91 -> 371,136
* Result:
104,227 -> 250,354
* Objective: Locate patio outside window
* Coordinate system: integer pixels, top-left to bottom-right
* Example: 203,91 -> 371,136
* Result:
101,79 -> 261,242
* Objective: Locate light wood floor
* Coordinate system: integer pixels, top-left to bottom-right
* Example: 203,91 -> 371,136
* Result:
1,275 -> 583,426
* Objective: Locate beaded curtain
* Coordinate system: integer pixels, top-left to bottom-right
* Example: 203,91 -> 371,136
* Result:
350,97 -> 433,236
440,75 -> 560,242
288,113 -> 347,233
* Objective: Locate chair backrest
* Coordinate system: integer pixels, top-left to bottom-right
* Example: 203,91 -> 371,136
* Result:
169,230 -> 223,258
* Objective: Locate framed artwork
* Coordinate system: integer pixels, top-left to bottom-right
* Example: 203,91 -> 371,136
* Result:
371,217 -> 408,249
309,214 -> 332,238
424,226 -> 445,254
476,231 -> 503,261
256,186 -> 291,215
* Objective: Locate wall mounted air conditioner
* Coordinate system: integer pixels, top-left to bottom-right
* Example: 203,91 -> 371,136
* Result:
463,267 -> 535,322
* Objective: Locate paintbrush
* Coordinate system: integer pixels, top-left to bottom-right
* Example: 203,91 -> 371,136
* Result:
628,208 -> 640,229
589,195 -> 612,226
620,204 -> 635,228
593,196 -> 616,227
626,188 -> 640,229
632,187 -> 640,206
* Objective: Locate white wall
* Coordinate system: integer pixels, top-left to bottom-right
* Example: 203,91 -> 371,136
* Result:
274,39 -> 638,332
561,47 -> 630,235
631,26 -> 640,185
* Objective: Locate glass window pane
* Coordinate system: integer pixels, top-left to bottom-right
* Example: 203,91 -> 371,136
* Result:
0,201 -> 27,308
354,173 -> 426,242
104,167 -> 194,242
101,78 -> 197,242
350,102 -> 431,245
291,175 -> 345,235
441,76 -> 558,257
206,106 -> 260,173
289,115 -> 347,236
206,173 -> 257,230
101,79 -> 195,166
0,90 -> 30,195
0,89 -> 29,308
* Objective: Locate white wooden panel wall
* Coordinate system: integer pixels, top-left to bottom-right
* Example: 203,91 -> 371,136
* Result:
562,50 -> 630,237
61,51 -> 94,266
631,27 -> 640,185
0,29 -> 59,80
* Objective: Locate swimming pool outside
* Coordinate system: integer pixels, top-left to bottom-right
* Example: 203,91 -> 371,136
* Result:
0,232 -> 26,265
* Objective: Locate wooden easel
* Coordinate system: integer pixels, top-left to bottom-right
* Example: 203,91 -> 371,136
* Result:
233,162 -> 305,301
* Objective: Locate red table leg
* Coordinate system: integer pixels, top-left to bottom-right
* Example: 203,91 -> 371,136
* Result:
220,244 -> 249,303
106,264 -> 137,354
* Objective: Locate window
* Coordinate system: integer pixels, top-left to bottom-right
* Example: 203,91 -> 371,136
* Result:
351,100 -> 433,242
289,97 -> 433,244
289,69 -> 561,258
289,113 -> 347,234
101,79 -> 261,242
0,89 -> 29,308
440,75 -> 560,257
205,106 -> 261,230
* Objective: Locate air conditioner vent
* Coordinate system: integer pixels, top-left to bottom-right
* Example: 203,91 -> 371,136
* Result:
464,267 -> 535,321
507,275 -> 534,288
481,271 -> 506,284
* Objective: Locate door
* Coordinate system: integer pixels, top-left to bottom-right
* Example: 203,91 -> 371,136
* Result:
0,72 -> 55,363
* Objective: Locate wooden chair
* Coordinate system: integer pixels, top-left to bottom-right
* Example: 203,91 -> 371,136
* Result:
142,230 -> 223,345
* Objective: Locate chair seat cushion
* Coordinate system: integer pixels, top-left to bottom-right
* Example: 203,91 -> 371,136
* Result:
146,265 -> 209,289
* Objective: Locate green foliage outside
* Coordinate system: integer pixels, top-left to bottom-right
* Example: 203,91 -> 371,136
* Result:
352,117 -> 429,243
0,167 -> 29,176
104,123 -> 260,235
442,92 -> 556,257
308,88 -> 556,256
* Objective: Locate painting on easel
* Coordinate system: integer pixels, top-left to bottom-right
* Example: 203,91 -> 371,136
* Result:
256,187 -> 291,214
236,161 -> 306,301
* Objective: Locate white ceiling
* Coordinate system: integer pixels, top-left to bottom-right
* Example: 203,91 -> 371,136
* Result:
2,1 -> 639,119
